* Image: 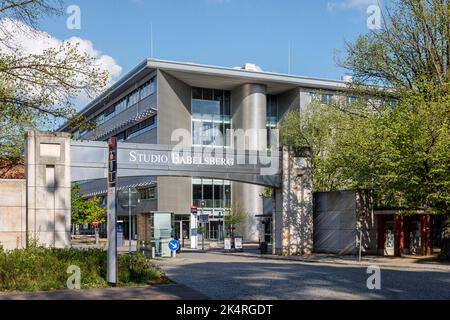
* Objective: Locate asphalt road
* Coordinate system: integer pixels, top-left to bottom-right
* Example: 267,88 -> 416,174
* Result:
156,252 -> 450,300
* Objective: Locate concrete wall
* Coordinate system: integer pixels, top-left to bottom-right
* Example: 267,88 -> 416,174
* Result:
25,131 -> 71,248
156,70 -> 192,215
313,190 -> 377,255
0,179 -> 26,250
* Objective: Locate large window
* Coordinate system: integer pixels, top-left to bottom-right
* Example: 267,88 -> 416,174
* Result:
192,179 -> 231,209
266,95 -> 278,148
192,87 -> 231,147
76,76 -> 157,138
139,186 -> 157,200
115,115 -> 156,141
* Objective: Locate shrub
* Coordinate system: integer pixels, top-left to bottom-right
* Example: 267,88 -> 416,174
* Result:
0,243 -> 166,292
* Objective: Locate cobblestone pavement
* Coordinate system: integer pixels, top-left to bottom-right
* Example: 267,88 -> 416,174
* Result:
156,251 -> 450,300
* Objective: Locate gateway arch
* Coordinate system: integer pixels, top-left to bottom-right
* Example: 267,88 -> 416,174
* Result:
25,131 -> 313,256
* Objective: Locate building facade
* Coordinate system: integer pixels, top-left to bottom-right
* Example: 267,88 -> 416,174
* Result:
59,59 -> 348,244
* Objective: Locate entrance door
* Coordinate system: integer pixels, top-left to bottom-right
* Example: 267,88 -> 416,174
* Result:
385,221 -> 395,256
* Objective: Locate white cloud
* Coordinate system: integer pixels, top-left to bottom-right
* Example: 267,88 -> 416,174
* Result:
0,18 -> 123,110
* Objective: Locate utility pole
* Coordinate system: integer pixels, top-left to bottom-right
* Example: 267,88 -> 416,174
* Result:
128,187 -> 132,255
107,137 -> 117,286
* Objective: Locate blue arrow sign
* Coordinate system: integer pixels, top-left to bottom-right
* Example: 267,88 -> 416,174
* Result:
168,239 -> 180,252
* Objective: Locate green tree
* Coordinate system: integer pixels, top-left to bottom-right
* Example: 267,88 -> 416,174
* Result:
280,0 -> 450,258
224,201 -> 248,239
0,0 -> 108,162
71,183 -> 106,234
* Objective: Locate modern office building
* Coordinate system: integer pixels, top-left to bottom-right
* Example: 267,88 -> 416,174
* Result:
59,59 -> 348,244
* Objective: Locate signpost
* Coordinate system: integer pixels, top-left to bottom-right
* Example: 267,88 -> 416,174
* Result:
107,137 -> 117,286
168,239 -> 180,252
92,219 -> 99,245
190,205 -> 198,249
118,187 -> 141,254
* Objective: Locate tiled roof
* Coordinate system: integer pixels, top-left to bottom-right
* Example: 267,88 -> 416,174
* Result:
0,159 -> 25,179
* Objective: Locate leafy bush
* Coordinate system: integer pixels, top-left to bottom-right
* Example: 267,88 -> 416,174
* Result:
0,242 -> 167,292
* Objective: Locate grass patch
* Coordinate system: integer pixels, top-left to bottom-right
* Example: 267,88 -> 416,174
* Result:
0,243 -> 168,292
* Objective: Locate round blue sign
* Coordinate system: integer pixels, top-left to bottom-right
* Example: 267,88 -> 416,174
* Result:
168,239 -> 180,251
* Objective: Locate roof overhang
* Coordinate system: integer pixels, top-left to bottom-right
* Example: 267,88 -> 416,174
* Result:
59,58 -> 349,131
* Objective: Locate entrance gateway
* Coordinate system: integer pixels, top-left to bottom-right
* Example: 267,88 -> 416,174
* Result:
25,132 -> 313,281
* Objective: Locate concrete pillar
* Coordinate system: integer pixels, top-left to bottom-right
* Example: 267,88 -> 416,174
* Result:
273,147 -> 313,255
25,131 -> 71,248
231,84 -> 267,242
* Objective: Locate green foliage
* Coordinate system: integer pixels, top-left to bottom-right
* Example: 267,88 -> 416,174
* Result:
0,1 -> 108,162
224,201 -> 248,238
0,242 -> 166,292
71,183 -> 106,226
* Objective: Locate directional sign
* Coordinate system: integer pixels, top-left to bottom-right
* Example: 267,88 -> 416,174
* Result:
168,239 -> 180,252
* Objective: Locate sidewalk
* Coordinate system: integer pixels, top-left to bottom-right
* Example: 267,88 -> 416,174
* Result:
0,284 -> 209,300
206,245 -> 450,272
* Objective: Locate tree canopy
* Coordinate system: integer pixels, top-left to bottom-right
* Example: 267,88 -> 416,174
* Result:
0,0 -> 108,163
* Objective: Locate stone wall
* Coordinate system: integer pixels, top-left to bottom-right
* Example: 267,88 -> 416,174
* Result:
0,179 -> 26,250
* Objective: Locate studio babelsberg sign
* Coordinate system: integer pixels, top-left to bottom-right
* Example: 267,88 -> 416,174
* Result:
70,141 -> 281,187
128,150 -> 235,167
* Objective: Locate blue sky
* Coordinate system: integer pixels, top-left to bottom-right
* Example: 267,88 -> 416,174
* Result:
39,0 -> 381,82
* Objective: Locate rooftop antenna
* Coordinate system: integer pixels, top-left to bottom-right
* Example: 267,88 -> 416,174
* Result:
288,41 -> 292,74
150,23 -> 154,59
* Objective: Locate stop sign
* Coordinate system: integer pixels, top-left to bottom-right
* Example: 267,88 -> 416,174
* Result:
92,219 -> 99,227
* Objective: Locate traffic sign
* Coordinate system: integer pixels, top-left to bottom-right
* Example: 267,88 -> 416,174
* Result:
191,205 -> 198,215
92,219 -> 99,227
168,239 -> 180,252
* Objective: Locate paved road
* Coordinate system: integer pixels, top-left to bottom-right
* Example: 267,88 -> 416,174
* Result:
0,284 -> 208,300
156,252 -> 450,300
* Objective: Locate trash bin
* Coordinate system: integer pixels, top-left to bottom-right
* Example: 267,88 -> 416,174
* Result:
260,242 -> 268,254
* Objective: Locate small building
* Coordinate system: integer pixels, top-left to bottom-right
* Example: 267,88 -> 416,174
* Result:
375,208 -> 442,257
313,189 -> 442,257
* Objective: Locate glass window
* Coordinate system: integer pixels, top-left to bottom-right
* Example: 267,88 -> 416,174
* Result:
203,184 -> 213,201
192,99 -> 221,116
140,187 -> 156,200
192,120 -> 202,145
321,94 -> 333,104
203,88 -> 213,100
193,184 -> 202,201
202,122 -> 214,145
192,87 -> 202,99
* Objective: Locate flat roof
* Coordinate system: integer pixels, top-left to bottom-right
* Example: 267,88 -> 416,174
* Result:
59,58 -> 349,131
